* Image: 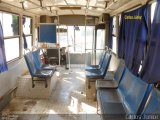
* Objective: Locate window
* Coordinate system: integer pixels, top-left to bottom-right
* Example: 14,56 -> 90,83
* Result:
0,11 -> 20,62
67,26 -> 74,52
86,26 -> 94,50
75,26 -> 85,52
96,29 -> 105,49
0,12 -> 2,24
58,25 -> 94,53
96,29 -> 105,64
4,38 -> 20,61
112,16 -> 117,54
23,16 -> 32,50
151,2 -> 157,23
58,25 -> 68,47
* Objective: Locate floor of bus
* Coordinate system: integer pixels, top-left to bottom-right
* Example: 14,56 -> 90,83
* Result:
1,66 -> 101,120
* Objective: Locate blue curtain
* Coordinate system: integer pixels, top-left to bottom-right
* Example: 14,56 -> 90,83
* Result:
131,6 -> 148,75
0,21 -> 8,73
118,5 -> 148,75
118,14 -> 125,59
23,33 -> 28,49
140,0 -> 160,83
108,17 -> 113,49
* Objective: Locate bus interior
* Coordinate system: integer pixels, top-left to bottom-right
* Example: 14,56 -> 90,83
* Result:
0,0 -> 160,120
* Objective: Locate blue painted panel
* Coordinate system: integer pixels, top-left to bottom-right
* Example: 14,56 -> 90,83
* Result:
39,24 -> 56,43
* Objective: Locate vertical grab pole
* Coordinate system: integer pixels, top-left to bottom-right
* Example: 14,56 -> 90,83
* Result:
57,11 -> 60,66
67,26 -> 70,70
85,15 -> 87,68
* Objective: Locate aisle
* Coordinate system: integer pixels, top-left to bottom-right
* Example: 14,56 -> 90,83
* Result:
1,67 -> 101,120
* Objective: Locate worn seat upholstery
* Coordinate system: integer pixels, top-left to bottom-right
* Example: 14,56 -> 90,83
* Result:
85,50 -> 106,71
32,49 -> 56,71
97,68 -> 150,120
24,52 -> 54,88
96,59 -> 125,89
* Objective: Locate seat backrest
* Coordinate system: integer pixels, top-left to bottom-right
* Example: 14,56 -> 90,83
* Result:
99,51 -> 106,67
142,88 -> 160,115
32,49 -> 42,70
118,68 -> 149,114
24,52 -> 37,77
114,59 -> 125,83
101,52 -> 112,77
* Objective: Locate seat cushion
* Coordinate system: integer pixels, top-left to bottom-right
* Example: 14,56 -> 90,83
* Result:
96,80 -> 118,90
86,69 -> 103,74
34,69 -> 54,78
42,64 -> 56,71
101,103 -> 126,120
85,70 -> 104,79
85,65 -> 100,71
97,89 -> 121,103
104,71 -> 115,79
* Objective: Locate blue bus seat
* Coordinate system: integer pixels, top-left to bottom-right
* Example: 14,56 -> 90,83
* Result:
141,88 -> 160,116
85,50 -> 106,71
85,52 -> 111,79
32,49 -> 56,71
97,68 -> 150,120
85,53 -> 111,89
24,52 -> 54,88
96,59 -> 125,89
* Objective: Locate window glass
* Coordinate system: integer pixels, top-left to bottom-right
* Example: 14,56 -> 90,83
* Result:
75,26 -> 85,52
119,14 -> 121,25
23,16 -> 31,35
3,13 -> 19,37
26,36 -> 32,50
58,26 -> 94,53
86,26 -> 94,49
68,26 -> 74,52
23,16 -> 32,51
58,25 -> 68,47
96,29 -> 105,49
0,11 -> 20,62
95,29 -> 105,64
4,38 -> 20,61
112,36 -> 117,54
151,2 -> 157,23
0,12 -> 2,24
112,17 -> 116,35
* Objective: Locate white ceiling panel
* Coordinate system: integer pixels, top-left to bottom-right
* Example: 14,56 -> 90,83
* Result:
89,0 -> 97,6
1,0 -> 141,17
76,0 -> 87,6
2,0 -> 22,8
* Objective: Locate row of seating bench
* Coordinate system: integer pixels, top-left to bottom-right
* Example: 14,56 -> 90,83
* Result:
24,49 -> 56,88
85,50 -> 160,120
85,50 -> 112,99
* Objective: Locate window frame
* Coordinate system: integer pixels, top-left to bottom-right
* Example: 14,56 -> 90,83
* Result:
112,16 -> 118,54
0,11 -> 21,63
23,15 -> 33,50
